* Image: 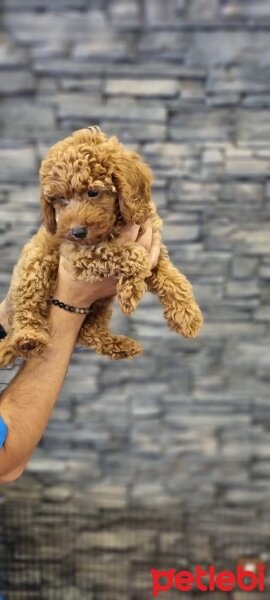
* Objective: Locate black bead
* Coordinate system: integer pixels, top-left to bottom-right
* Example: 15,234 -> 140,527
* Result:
0,324 -> 7,339
59,302 -> 65,308
69,306 -> 75,312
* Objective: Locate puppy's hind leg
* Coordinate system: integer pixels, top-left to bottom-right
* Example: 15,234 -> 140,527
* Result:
0,337 -> 18,368
77,297 -> 143,360
10,238 -> 59,358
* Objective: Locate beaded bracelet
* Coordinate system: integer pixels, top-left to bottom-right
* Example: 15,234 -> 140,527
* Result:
0,324 -> 7,339
48,297 -> 94,315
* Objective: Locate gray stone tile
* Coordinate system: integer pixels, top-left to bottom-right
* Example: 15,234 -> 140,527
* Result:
105,78 -> 180,98
0,71 -> 35,95
0,102 -> 55,139
57,94 -> 166,122
108,0 -> 141,28
170,109 -> 232,141
0,147 -> 36,182
74,38 -> 134,61
0,45 -> 27,67
223,1 -> 270,18
3,12 -> 85,43
144,0 -> 187,26
99,120 -> 167,141
236,109 -> 270,142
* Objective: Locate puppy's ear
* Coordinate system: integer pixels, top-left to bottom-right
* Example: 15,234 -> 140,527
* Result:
40,193 -> 57,234
112,150 -> 153,225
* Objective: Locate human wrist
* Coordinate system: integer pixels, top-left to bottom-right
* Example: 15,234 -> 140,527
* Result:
52,281 -> 97,309
48,303 -> 85,343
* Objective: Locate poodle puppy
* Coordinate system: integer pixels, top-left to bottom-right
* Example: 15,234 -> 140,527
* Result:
0,126 -> 203,367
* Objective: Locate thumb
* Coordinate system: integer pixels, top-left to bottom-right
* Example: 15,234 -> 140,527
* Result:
118,222 -> 140,242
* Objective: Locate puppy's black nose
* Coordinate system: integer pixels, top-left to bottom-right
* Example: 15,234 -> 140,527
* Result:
71,226 -> 87,239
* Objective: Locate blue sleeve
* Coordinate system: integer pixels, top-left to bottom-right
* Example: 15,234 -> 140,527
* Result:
0,416 -> 8,448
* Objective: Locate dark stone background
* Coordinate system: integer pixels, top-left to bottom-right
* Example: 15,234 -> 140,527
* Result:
1,0 -> 270,597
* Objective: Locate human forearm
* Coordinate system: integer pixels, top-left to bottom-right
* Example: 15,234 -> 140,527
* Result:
0,305 -> 85,479
0,266 -> 118,482
0,220 -> 160,482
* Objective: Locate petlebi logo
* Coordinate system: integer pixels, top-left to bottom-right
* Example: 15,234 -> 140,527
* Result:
150,563 -> 266,596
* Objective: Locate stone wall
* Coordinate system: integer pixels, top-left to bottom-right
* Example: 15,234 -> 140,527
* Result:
1,0 -> 270,520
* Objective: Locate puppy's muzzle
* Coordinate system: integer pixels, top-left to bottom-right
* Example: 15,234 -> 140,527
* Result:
70,226 -> 88,239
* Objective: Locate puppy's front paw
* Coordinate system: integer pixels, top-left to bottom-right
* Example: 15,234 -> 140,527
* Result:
180,305 -> 203,338
12,329 -> 50,358
105,335 -> 143,360
117,276 -> 147,315
166,302 -> 203,339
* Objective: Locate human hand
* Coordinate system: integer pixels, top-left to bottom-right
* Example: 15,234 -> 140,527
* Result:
55,219 -> 161,307
0,289 -> 12,334
118,219 -> 161,269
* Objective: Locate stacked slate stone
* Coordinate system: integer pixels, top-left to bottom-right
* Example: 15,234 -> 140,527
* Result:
1,0 -> 270,596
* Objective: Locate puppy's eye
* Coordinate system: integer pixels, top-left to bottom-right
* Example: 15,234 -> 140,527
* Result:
87,190 -> 99,198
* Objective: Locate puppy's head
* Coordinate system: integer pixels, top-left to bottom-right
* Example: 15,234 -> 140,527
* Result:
39,127 -> 153,246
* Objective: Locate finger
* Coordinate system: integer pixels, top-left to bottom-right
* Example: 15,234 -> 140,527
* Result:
149,231 -> 161,269
4,289 -> 11,307
119,222 -> 140,242
136,226 -> 152,252
136,219 -> 152,241
136,218 -> 151,235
